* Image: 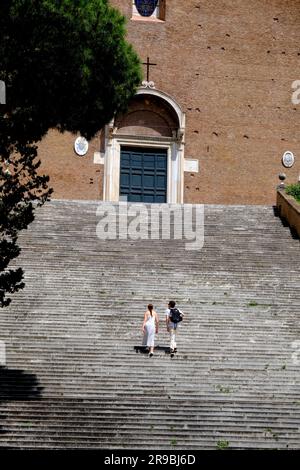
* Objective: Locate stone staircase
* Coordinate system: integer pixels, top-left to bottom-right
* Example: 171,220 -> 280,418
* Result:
0,200 -> 299,449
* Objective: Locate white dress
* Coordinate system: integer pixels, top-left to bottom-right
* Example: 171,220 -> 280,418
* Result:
142,312 -> 156,347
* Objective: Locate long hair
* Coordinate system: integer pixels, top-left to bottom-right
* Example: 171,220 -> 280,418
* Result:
148,304 -> 154,317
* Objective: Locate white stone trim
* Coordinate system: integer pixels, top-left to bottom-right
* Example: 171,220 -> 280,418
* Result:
103,88 -> 185,204
184,159 -> 199,173
94,152 -> 105,165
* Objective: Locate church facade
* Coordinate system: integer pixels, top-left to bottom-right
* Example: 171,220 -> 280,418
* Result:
38,0 -> 300,205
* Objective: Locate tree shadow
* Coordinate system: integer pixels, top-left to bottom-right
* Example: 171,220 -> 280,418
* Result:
273,205 -> 299,240
0,366 -> 43,436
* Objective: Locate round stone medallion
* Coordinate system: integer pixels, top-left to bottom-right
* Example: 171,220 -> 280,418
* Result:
282,151 -> 295,168
74,136 -> 89,156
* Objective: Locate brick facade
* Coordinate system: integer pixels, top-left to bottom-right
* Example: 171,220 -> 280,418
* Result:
115,94 -> 178,138
38,0 -> 300,204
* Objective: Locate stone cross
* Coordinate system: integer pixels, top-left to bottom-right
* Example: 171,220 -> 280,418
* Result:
143,57 -> 157,82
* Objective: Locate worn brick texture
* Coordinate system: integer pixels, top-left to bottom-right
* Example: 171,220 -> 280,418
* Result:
37,0 -> 300,204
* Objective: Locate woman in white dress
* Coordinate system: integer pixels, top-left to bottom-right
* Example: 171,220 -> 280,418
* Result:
142,304 -> 159,357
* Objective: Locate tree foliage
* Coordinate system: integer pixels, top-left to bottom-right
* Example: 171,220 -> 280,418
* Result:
0,0 -> 141,307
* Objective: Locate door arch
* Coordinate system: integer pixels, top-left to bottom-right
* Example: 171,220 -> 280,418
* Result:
103,87 -> 185,203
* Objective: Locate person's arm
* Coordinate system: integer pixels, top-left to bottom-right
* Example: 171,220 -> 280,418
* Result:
166,310 -> 170,331
155,313 -> 159,333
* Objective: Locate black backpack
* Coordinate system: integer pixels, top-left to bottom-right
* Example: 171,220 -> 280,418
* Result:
169,308 -> 182,324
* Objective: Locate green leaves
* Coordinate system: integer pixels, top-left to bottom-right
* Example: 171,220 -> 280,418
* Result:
1,0 -> 141,307
1,0 -> 141,142
286,183 -> 300,203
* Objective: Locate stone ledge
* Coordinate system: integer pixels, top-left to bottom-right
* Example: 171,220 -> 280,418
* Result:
276,189 -> 300,238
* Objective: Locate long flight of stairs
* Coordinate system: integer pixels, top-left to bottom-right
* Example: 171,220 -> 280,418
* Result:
0,200 -> 299,449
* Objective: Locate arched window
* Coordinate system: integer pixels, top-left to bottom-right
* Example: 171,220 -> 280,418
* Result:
132,1 -> 166,21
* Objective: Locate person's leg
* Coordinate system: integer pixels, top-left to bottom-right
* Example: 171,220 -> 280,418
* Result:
142,329 -> 149,352
148,343 -> 154,356
170,328 -> 176,351
173,329 -> 177,352
148,326 -> 155,356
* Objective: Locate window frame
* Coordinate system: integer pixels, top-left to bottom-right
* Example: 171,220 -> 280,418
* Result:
131,0 -> 166,22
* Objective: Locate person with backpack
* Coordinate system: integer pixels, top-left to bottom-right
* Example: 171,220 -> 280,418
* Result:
165,300 -> 184,358
142,304 -> 159,357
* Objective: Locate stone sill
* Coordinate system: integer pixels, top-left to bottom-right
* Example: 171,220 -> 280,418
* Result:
130,16 -> 165,23
276,188 -> 300,238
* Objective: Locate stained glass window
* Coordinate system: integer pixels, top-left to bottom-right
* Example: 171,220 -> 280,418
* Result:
132,1 -> 165,20
134,1 -> 158,17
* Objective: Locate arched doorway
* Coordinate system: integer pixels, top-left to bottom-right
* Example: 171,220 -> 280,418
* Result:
103,87 -> 185,203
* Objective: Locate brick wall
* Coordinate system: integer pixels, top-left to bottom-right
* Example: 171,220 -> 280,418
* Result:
38,130 -> 103,200
115,94 -> 178,137
37,0 -> 300,204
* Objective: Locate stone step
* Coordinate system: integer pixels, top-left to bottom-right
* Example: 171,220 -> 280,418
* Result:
0,200 -> 299,449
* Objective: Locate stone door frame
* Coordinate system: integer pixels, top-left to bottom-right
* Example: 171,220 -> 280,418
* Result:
103,87 -> 186,204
